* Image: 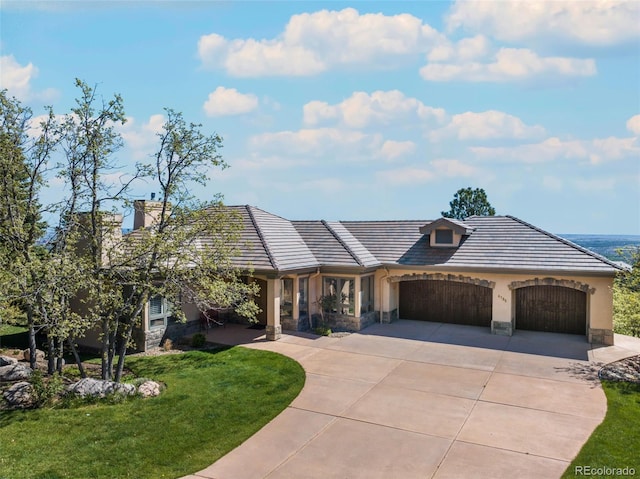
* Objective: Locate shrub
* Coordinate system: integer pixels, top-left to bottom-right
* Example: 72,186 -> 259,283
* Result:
30,370 -> 65,408
191,333 -> 206,348
163,338 -> 173,351
313,327 -> 332,336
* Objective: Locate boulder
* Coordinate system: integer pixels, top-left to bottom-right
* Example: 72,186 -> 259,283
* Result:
67,378 -> 136,398
137,380 -> 161,398
0,355 -> 18,367
22,348 -> 45,362
0,363 -> 33,381
3,381 -> 35,409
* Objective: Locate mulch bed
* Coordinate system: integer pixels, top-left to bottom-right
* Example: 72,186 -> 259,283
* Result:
599,355 -> 640,384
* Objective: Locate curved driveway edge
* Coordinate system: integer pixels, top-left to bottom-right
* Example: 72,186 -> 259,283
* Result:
183,321 -> 640,479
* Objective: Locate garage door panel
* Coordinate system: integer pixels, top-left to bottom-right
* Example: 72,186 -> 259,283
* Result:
399,280 -> 492,327
515,286 -> 586,335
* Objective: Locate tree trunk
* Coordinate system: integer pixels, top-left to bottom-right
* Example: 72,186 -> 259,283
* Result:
56,337 -> 64,374
114,321 -> 136,382
27,309 -> 37,370
47,334 -> 56,375
100,317 -> 111,380
67,338 -> 86,378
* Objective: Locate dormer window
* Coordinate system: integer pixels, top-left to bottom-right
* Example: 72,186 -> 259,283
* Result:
419,217 -> 475,248
435,229 -> 454,245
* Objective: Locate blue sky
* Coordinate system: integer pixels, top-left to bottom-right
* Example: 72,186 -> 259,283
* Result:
1,1 -> 639,234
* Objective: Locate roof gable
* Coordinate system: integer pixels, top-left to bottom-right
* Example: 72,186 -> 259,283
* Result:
419,217 -> 475,235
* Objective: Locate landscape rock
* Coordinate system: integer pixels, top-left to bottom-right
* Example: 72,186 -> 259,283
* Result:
0,363 -> 33,381
0,355 -> 18,366
3,381 -> 35,409
22,348 -> 45,362
67,378 -> 136,398
137,380 -> 161,398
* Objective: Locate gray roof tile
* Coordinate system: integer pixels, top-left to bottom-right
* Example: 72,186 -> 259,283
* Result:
213,207 -> 620,275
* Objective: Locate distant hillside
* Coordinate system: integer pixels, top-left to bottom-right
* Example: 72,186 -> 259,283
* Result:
562,234 -> 640,263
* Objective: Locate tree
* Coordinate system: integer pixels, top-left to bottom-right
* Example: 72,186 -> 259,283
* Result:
0,90 -> 60,370
99,109 -> 259,381
441,187 -> 496,220
2,81 -> 259,382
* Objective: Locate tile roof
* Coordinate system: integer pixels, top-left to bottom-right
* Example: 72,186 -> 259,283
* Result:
292,221 -> 360,267
239,206 -> 318,271
211,207 -> 621,275
342,215 -> 621,274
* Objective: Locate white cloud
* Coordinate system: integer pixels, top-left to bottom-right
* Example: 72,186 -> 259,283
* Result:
1,55 -> 37,99
118,114 -> 165,160
627,114 -> 640,135
427,34 -> 491,62
470,135 -> 639,164
446,0 -> 640,46
203,87 -> 258,117
249,127 -> 416,163
379,167 -> 435,186
430,159 -> 478,177
303,90 -> 445,128
198,8 -> 442,77
378,140 -> 416,161
421,48 -> 596,82
378,158 -> 479,186
429,110 -> 545,141
250,128 -> 372,156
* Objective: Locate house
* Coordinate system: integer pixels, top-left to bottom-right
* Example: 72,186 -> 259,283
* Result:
84,201 -> 621,352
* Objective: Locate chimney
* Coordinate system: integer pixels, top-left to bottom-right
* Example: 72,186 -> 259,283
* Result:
133,200 -> 166,230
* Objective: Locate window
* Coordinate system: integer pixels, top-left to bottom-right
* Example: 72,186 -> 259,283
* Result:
323,277 -> 355,316
148,295 -> 173,328
299,277 -> 308,317
280,278 -> 293,319
361,275 -> 374,313
435,229 -> 454,244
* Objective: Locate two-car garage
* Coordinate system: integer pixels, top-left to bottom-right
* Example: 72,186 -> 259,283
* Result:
398,280 -> 587,336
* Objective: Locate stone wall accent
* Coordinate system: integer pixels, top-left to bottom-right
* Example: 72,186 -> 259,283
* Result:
388,273 -> 495,289
281,315 -> 311,332
312,311 -> 379,332
140,319 -> 201,351
589,328 -> 614,346
508,277 -> 595,294
491,320 -> 513,337
381,309 -> 398,324
266,324 -> 282,341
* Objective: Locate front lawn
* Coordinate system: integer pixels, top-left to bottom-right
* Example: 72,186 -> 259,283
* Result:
562,381 -> 640,478
0,323 -> 28,349
0,347 -> 305,479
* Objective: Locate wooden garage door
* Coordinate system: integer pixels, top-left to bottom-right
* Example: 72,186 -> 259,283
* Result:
399,280 -> 492,327
515,286 -> 586,334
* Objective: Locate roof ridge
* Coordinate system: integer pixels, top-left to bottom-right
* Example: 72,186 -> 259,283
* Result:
505,215 -> 624,270
246,205 -> 280,270
322,220 -> 365,267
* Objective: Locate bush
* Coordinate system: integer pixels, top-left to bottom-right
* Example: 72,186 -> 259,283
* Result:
313,327 -> 332,336
191,333 -> 206,348
30,370 -> 65,408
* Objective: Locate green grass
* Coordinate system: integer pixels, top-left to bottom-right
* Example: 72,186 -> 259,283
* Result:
562,381 -> 640,478
0,347 -> 305,479
0,323 -> 29,350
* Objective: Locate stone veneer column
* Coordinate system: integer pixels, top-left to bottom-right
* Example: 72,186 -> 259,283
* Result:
266,277 -> 282,341
588,328 -> 614,345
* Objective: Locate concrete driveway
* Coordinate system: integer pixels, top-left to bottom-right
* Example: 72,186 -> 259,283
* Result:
183,320 -> 640,479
